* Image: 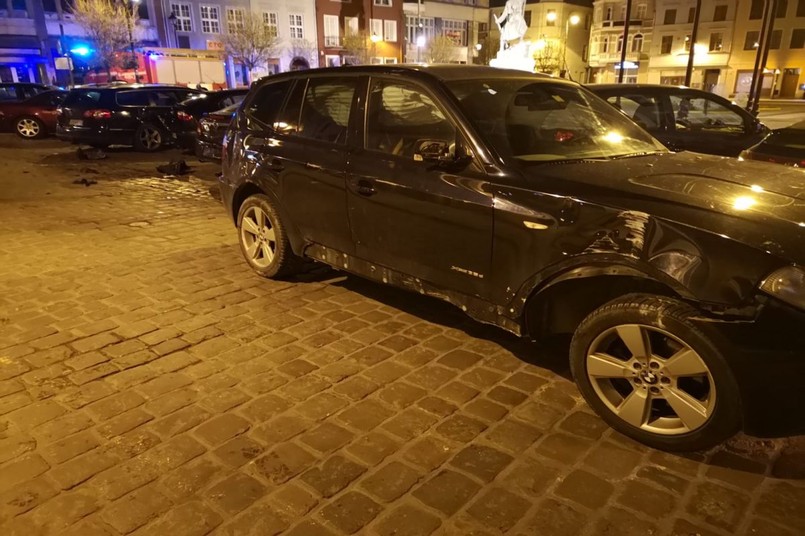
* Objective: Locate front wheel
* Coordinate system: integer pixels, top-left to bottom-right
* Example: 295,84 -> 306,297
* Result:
569,294 -> 741,451
16,117 -> 44,139
237,194 -> 302,278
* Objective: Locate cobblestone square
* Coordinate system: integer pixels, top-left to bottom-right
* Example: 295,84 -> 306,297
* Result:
1,137 -> 804,535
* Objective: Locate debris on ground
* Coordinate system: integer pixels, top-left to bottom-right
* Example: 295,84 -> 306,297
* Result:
72,178 -> 98,187
77,147 -> 107,160
80,167 -> 100,174
156,160 -> 192,176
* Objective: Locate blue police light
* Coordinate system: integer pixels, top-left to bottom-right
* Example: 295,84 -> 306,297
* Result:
70,46 -> 92,57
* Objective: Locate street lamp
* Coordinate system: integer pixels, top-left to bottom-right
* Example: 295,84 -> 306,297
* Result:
370,33 -> 381,43
124,0 -> 140,83
546,11 -> 557,23
562,13 -> 580,79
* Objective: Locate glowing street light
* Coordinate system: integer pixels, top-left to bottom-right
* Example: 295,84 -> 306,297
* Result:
562,13 -> 580,78
416,35 -> 426,47
370,33 -> 381,43
546,11 -> 557,23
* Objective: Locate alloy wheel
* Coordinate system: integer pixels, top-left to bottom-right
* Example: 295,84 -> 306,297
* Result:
240,206 -> 276,268
139,127 -> 162,150
17,119 -> 40,138
585,324 -> 716,435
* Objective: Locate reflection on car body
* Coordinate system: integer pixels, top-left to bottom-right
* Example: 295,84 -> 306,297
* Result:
220,65 -> 805,452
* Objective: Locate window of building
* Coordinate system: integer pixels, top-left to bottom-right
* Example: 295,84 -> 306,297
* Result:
617,35 -> 624,52
346,17 -> 359,35
750,0 -> 763,19
605,7 -> 612,21
370,18 -> 383,40
770,29 -> 782,48
798,0 -> 805,16
524,11 -> 532,27
709,32 -> 723,51
406,16 -> 435,44
171,4 -> 192,32
713,5 -> 727,21
263,12 -> 278,38
636,4 -> 647,19
546,10 -> 556,26
601,36 -> 609,53
323,14 -> 339,47
442,19 -> 467,46
664,9 -> 676,24
43,0 -> 57,12
200,6 -> 220,34
11,0 -> 25,10
744,31 -> 760,49
791,28 -> 805,48
384,20 -> 397,42
631,33 -> 643,52
684,35 -> 691,52
227,8 -> 245,33
582,44 -> 588,61
688,7 -> 696,23
661,35 -> 673,54
298,77 -> 357,145
289,14 -> 304,39
374,0 -> 391,5
777,0 -> 788,17
178,35 -> 191,48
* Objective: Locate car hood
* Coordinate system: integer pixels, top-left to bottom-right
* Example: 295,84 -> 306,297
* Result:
523,151 -> 805,261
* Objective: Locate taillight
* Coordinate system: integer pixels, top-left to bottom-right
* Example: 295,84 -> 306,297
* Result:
177,111 -> 193,122
83,109 -> 112,119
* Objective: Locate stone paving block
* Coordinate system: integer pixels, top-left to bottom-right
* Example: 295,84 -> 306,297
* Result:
534,433 -> 594,465
416,396 -> 458,418
347,431 -> 401,466
69,363 -> 119,386
300,422 -> 354,453
437,381 -> 480,404
285,520 -> 337,536
435,414 -> 487,443
8,399 -> 68,429
64,352 -> 109,372
523,498 -> 587,536
87,391 -> 145,421
706,450 -> 766,490
301,455 -> 367,498
467,487 -> 531,532
214,435 -> 264,467
295,392 -> 349,421
755,481 -> 805,532
360,461 -> 421,502
583,441 -> 644,480
405,365 -> 457,390
218,503 -> 290,536
271,483 -> 319,518
253,414 -> 311,444
100,485 -> 171,534
403,435 -> 456,472
0,453 -> 50,493
150,404 -> 211,438
251,442 -> 317,485
50,447 -> 121,489
593,507 -> 660,536
464,398 -> 508,422
686,481 -> 752,532
617,479 -> 676,519
159,456 -> 223,500
96,408 -> 153,439
42,430 -> 101,465
449,445 -> 514,483
0,477 -> 58,518
413,469 -> 481,515
200,388 -> 250,413
134,501 -> 222,536
25,489 -> 101,534
193,413 -> 250,446
373,504 -> 442,536
318,491 -> 382,534
559,411 -> 609,440
337,398 -> 394,431
142,386 -> 198,417
34,412 -> 95,443
381,407 -> 439,441
378,381 -> 427,408
70,333 -> 120,354
136,373 -> 193,400
206,472 -> 267,515
555,469 -> 615,509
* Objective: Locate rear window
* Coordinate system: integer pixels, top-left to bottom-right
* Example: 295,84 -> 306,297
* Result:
63,90 -> 103,108
116,90 -> 180,107
0,87 -> 18,100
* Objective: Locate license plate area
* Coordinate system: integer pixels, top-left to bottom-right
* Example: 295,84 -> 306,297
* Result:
69,119 -> 83,126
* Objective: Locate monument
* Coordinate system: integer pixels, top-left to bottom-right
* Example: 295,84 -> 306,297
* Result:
489,0 -> 536,73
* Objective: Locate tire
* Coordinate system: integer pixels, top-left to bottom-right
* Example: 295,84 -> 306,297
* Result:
133,123 -> 164,152
16,117 -> 45,139
236,194 -> 303,278
569,294 -> 741,451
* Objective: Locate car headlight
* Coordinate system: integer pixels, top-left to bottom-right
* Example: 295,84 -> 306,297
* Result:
760,266 -> 805,310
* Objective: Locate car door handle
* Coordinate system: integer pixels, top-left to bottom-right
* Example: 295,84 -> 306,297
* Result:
356,180 -> 376,197
305,162 -> 322,171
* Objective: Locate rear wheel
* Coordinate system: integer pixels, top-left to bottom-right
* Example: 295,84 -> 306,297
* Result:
569,294 -> 741,451
237,194 -> 302,278
16,117 -> 44,139
133,124 -> 163,152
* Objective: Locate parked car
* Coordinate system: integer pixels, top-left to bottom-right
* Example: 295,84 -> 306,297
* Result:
220,65 -> 805,452
588,84 -> 768,157
0,90 -> 67,138
173,89 -> 247,149
56,84 -> 202,151
194,103 -> 238,161
740,120 -> 805,167
0,83 -> 52,102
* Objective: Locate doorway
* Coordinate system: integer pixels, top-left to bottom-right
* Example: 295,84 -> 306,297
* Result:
780,69 -> 800,98
703,69 -> 720,93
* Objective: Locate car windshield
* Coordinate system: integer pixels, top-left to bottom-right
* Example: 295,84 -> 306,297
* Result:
762,126 -> 805,150
447,79 -> 666,163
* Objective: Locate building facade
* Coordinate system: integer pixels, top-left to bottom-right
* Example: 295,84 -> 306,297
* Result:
316,0 -> 404,67
587,0 -> 654,83
402,0 -> 490,65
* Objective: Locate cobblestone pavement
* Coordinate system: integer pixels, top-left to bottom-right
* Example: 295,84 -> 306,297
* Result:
1,138 -> 804,536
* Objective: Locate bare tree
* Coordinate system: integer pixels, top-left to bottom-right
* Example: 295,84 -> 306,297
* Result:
222,11 -> 280,84
342,30 -> 375,65
286,39 -> 317,70
477,35 -> 500,65
425,35 -> 457,64
71,0 -> 136,77
533,39 -> 562,75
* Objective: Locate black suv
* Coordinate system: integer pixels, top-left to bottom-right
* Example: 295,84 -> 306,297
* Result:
220,65 -> 805,451
588,84 -> 768,157
56,84 -> 202,151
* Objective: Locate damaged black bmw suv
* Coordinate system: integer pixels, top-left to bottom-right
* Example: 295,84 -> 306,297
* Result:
219,65 -> 805,451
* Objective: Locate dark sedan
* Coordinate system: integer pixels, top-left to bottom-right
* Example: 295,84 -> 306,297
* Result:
195,103 -> 237,161
741,120 -> 805,167
173,89 -> 247,149
0,90 -> 66,138
220,65 -> 805,452
588,84 -> 768,157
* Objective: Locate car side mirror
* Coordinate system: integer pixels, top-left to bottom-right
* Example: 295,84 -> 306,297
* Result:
754,121 -> 769,135
414,139 -> 452,162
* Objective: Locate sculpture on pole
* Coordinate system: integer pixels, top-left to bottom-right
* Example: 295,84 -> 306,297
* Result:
494,0 -> 527,51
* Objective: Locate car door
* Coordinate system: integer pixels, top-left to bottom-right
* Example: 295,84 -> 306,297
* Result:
664,90 -> 760,156
347,76 -> 494,298
244,76 -> 358,255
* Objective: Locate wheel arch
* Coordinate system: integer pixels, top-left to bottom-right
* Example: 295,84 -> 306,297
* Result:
523,265 -> 689,340
231,180 -> 305,255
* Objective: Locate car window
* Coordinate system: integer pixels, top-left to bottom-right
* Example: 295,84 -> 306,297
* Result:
25,86 -> 47,98
0,86 -> 18,100
116,90 -> 151,106
245,80 -> 292,130
297,77 -> 357,145
606,94 -> 664,131
670,94 -> 745,133
762,128 -> 805,150
273,80 -> 305,135
366,79 -> 455,157
63,89 -> 102,108
172,90 -> 197,103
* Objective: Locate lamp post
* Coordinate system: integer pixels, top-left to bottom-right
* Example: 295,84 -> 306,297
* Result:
562,14 -> 580,79
124,0 -> 140,83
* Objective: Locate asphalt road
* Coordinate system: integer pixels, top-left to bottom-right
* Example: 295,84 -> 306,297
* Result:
757,100 -> 805,130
